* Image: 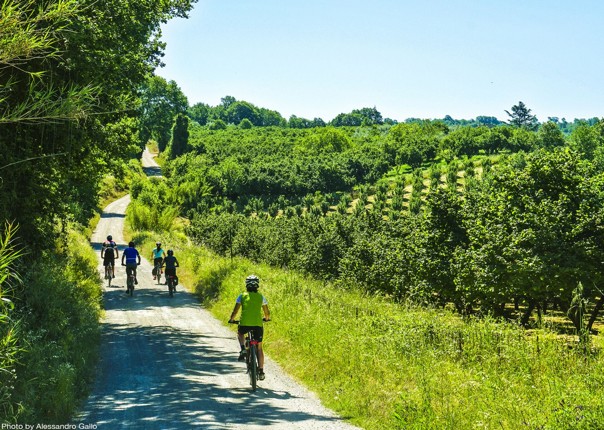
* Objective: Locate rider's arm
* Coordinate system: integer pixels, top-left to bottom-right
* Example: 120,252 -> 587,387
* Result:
262,304 -> 271,321
229,303 -> 241,322
175,258 -> 180,267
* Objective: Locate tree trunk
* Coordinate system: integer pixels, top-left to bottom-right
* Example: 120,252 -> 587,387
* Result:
521,299 -> 536,327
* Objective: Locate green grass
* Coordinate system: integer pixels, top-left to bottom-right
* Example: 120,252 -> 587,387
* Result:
5,228 -> 102,424
134,231 -> 604,429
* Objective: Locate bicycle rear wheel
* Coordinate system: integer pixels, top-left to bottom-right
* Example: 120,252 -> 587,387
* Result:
105,266 -> 112,287
248,345 -> 258,391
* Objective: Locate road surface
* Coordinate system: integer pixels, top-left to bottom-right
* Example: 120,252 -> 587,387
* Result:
74,151 -> 360,429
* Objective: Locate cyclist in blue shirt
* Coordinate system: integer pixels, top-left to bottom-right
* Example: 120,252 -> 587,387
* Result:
121,241 -> 141,286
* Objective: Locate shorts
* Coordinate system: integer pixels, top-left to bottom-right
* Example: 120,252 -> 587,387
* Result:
238,325 -> 264,342
164,267 -> 176,277
125,263 -> 138,276
154,258 -> 163,266
103,257 -> 115,267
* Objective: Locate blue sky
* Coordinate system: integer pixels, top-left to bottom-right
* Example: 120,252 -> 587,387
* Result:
157,1 -> 604,123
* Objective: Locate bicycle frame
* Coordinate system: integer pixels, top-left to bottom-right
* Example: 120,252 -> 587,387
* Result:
166,274 -> 176,297
105,263 -> 113,287
154,261 -> 163,284
229,320 -> 266,391
245,333 -> 260,391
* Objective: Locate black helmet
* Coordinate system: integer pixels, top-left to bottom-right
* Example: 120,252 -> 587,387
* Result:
167,249 -> 174,256
245,275 -> 260,291
128,241 -> 135,247
107,235 -> 112,241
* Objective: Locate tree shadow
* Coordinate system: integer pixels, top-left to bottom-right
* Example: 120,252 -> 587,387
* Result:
74,323 -> 349,429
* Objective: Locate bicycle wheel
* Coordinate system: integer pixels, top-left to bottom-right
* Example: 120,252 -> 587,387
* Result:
168,277 -> 173,297
249,345 -> 258,391
156,265 -> 162,284
107,269 -> 112,287
127,277 -> 134,296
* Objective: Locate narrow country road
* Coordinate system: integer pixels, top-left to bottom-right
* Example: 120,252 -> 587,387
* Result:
74,149 -> 360,429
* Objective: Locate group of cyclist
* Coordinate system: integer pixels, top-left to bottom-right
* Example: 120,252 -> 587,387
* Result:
101,236 -> 179,287
100,235 -> 272,381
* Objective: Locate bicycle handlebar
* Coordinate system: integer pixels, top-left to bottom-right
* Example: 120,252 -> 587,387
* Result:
228,318 -> 271,324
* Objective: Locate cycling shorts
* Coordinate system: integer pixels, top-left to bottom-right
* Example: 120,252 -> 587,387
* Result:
238,326 -> 264,342
103,256 -> 115,267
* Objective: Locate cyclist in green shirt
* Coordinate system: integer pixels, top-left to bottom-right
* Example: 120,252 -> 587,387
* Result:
229,275 -> 271,380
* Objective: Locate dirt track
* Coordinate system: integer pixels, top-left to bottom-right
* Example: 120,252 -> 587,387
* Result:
74,150 -> 360,429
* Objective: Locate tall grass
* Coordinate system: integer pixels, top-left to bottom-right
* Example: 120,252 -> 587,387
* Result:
6,228 -> 102,423
135,232 -> 604,429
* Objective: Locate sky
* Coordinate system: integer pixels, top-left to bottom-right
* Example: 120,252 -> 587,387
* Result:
156,0 -> 604,123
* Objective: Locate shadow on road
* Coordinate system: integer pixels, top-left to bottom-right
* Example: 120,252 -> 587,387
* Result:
142,165 -> 162,177
77,323 -> 345,429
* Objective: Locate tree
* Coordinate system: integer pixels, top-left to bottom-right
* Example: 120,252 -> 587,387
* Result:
188,102 -> 210,125
239,118 -> 253,129
169,113 -> 189,158
537,121 -> 565,149
139,76 -> 189,151
505,101 -> 539,131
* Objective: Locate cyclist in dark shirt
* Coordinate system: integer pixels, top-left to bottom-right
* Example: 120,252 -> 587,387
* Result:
162,249 -> 179,285
101,235 -> 119,278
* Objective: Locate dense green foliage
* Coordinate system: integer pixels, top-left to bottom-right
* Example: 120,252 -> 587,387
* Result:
0,227 -> 102,423
146,118 -> 604,333
0,0 -> 196,422
134,231 -> 604,430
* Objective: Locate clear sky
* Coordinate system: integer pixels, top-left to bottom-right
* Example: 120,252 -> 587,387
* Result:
156,0 -> 604,123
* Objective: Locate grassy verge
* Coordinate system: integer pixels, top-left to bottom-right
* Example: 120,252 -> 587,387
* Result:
133,231 -> 604,429
5,228 -> 103,423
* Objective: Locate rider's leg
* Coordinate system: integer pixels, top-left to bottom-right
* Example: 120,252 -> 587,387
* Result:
258,342 -> 264,369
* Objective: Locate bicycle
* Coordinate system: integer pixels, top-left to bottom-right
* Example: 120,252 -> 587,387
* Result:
229,319 -> 270,391
104,263 -> 113,287
165,272 -> 177,297
122,263 -> 138,296
154,260 -> 163,285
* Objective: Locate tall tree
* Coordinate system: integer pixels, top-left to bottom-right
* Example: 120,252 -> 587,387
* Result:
0,0 -> 196,249
505,101 -> 539,131
169,113 -> 189,158
139,76 -> 189,151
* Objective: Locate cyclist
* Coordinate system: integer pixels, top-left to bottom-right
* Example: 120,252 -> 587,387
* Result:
228,275 -> 271,380
152,242 -> 166,280
121,241 -> 141,286
101,235 -> 119,278
162,249 -> 179,286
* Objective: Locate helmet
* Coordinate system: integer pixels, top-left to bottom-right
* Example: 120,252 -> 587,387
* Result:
156,242 -> 161,246
128,241 -> 135,248
167,249 -> 174,256
245,275 -> 260,291
107,235 -> 112,241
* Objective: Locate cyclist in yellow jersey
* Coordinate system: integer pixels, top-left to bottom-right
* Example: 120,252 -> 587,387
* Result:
229,275 -> 271,380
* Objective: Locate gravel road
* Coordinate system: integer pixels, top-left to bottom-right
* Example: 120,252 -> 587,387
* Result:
74,151 -> 360,429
